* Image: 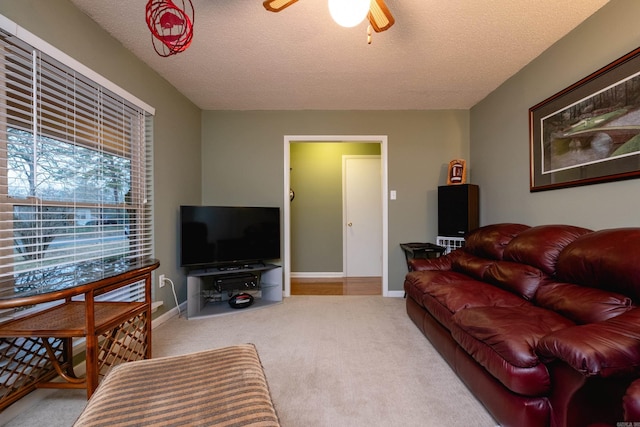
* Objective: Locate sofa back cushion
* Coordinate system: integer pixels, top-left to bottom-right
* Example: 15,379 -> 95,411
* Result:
503,224 -> 592,275
535,281 -> 634,324
464,223 -> 530,261
483,261 -> 549,301
556,228 -> 640,301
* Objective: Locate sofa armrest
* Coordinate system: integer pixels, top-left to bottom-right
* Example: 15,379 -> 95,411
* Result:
536,309 -> 640,378
408,251 -> 461,271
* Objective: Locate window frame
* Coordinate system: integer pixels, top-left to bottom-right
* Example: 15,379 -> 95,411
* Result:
0,16 -> 155,293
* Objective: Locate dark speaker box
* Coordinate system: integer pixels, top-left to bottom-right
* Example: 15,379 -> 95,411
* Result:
438,184 -> 479,237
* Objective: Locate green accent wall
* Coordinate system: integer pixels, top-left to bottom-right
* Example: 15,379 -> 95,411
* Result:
290,142 -> 381,273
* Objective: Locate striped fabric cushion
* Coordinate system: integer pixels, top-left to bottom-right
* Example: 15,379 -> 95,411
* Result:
73,344 -> 280,426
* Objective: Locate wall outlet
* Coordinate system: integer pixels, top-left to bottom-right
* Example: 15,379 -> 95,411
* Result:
158,274 -> 165,288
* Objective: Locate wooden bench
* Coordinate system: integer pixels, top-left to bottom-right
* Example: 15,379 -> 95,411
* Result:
73,344 -> 280,426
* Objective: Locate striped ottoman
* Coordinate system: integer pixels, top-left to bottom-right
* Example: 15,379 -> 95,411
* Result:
73,344 -> 280,426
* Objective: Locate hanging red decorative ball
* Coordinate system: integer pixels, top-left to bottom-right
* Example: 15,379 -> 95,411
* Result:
145,0 -> 195,57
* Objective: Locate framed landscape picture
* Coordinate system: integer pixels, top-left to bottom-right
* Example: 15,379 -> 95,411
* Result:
529,46 -> 640,192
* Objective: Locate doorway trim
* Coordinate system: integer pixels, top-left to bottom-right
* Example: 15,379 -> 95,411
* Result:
283,135 -> 389,297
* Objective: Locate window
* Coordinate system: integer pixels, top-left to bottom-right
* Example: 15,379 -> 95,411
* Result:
0,29 -> 154,293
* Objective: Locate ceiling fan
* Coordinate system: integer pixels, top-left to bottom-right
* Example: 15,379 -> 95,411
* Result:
263,0 -> 395,34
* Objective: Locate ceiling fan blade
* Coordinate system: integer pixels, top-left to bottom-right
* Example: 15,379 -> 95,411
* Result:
368,0 -> 395,33
263,0 -> 299,12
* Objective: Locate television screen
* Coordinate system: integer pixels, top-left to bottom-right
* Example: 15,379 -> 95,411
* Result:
180,206 -> 280,268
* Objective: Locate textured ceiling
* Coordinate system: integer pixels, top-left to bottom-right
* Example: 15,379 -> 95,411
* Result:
69,0 -> 610,110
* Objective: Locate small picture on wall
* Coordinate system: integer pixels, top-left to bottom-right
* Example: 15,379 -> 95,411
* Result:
447,159 -> 466,185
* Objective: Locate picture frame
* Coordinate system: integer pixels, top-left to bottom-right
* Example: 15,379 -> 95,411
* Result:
447,159 -> 466,185
529,46 -> 640,192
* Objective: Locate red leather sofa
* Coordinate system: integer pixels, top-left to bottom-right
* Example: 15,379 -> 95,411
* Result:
624,379 -> 640,422
403,223 -> 640,427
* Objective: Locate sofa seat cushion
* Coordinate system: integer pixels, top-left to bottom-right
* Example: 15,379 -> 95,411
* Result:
451,306 -> 574,396
420,280 -> 531,330
404,270 -> 473,306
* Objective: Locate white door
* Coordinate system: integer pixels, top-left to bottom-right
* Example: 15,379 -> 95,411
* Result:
343,156 -> 382,277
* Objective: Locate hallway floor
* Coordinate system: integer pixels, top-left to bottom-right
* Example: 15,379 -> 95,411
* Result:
290,277 -> 382,295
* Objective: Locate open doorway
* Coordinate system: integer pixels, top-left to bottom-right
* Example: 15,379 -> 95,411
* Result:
283,135 -> 389,297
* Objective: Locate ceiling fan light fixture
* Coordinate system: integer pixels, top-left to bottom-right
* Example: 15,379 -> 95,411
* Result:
328,0 -> 370,28
368,0 -> 395,32
263,0 -> 299,13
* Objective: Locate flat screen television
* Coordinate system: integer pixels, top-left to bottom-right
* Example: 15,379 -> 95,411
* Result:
179,206 -> 281,269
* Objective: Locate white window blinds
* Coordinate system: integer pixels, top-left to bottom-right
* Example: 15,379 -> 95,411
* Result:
0,29 -> 154,291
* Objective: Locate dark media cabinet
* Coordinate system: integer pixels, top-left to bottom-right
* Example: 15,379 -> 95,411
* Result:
186,263 -> 283,319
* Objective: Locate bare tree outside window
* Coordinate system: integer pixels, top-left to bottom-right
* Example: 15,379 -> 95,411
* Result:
7,128 -> 132,288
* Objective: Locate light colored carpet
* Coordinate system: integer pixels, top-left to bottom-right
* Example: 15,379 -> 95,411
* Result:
2,296 -> 497,427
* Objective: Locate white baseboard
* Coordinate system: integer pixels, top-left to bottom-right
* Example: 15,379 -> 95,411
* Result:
152,301 -> 187,328
386,290 -> 405,298
290,272 -> 344,279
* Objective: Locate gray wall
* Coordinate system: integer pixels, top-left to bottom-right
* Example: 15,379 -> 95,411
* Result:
201,110 -> 470,291
470,0 -> 640,230
0,0 -> 203,316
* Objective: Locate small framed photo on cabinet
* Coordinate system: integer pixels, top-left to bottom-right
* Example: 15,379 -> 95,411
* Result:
447,159 -> 467,185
